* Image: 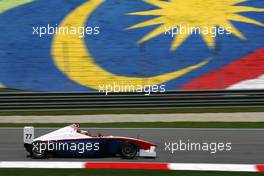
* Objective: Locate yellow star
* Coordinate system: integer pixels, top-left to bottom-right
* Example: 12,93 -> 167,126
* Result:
127,0 -> 264,50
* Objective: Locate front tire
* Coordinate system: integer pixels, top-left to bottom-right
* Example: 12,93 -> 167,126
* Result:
120,141 -> 137,159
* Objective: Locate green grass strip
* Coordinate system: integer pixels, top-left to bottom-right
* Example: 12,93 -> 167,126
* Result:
0,107 -> 264,116
1,122 -> 264,128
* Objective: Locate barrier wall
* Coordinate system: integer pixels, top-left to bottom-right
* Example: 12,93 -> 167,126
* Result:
0,0 -> 264,92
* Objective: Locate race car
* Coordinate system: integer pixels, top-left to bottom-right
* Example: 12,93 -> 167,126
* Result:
23,124 -> 157,159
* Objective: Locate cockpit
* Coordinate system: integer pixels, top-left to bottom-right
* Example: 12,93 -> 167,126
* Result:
73,123 -> 103,137
78,130 -> 91,136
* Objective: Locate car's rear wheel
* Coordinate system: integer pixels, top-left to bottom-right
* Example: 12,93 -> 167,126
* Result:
31,141 -> 47,159
120,141 -> 137,159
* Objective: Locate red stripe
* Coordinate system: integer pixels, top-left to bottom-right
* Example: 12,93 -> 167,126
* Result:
84,162 -> 169,170
256,165 -> 264,172
180,47 -> 264,90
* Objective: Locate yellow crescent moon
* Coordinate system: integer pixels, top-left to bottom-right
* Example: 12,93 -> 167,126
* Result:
52,0 -> 209,90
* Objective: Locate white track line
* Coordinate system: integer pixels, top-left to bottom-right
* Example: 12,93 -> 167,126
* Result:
0,162 -> 263,172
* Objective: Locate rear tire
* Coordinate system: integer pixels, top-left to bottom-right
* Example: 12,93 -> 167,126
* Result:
120,141 -> 137,159
31,141 -> 47,159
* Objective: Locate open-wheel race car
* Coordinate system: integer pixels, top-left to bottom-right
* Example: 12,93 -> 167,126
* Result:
24,124 -> 157,159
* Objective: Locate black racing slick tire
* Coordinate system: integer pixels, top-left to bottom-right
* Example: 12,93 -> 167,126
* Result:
120,141 -> 137,159
30,141 -> 48,159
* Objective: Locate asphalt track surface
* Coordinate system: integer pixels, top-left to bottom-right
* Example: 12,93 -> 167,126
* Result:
0,128 -> 264,164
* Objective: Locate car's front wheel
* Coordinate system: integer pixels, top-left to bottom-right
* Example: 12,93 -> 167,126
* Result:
120,141 -> 137,159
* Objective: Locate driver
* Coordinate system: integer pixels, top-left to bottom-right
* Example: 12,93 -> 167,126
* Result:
79,130 -> 90,136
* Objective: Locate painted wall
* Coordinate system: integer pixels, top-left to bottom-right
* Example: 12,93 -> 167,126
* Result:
0,0 -> 263,92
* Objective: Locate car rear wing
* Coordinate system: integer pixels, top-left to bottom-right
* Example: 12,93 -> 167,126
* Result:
24,126 -> 34,144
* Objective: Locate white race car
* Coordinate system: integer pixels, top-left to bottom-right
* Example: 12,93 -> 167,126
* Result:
24,124 -> 157,159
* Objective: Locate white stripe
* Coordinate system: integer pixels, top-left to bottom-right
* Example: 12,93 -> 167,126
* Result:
0,162 -> 85,169
168,163 -> 257,172
228,74 -> 264,90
